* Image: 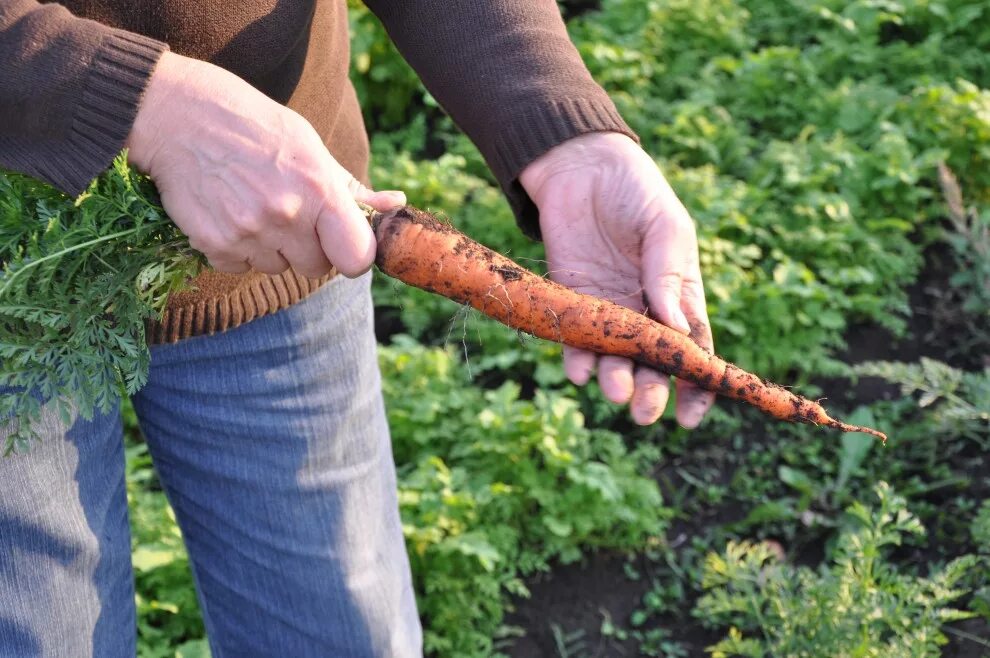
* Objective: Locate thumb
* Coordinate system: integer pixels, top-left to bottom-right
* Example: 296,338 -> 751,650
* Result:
349,179 -> 407,212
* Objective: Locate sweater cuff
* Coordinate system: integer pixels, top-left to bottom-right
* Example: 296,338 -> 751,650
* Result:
489,98 -> 638,240
47,31 -> 167,195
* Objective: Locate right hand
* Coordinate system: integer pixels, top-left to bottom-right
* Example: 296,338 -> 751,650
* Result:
126,51 -> 404,278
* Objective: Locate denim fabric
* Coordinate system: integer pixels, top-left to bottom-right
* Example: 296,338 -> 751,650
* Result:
0,272 -> 422,657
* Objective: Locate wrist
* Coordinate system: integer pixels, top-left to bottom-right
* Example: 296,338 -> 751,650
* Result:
125,51 -> 185,172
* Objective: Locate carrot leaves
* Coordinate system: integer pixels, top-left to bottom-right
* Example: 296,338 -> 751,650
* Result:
0,154 -> 201,455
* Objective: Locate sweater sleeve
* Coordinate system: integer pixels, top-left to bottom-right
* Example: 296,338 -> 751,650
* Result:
0,0 -> 167,195
362,0 -> 637,238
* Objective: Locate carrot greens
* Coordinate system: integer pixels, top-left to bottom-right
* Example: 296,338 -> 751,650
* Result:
0,154 -> 202,454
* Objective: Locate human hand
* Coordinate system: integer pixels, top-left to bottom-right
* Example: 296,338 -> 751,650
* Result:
126,51 -> 403,278
519,132 -> 715,427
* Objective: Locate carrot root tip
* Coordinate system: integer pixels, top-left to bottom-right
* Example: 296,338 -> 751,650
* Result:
827,420 -> 888,444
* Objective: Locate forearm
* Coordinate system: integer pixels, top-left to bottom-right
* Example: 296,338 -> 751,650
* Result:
0,0 -> 166,194
364,0 -> 635,234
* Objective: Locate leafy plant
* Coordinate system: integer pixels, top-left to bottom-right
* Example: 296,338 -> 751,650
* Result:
4,0 -> 986,654
972,501 -> 990,549
550,624 -> 589,658
380,337 -> 667,656
0,156 -> 201,454
695,482 -> 977,657
346,0 -> 440,134
126,431 -> 208,657
855,358 -> 990,443
934,160 -> 990,350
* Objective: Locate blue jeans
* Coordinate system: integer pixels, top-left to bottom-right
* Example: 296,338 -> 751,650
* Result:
0,273 -> 422,657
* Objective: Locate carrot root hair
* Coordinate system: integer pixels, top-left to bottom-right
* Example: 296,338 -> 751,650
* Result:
826,420 -> 888,443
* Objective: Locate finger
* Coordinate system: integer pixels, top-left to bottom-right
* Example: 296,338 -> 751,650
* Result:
192,227 -> 251,274
563,345 -> 596,386
277,234 -> 335,279
208,255 -> 251,274
245,249 -> 290,275
348,177 -> 407,213
631,367 -> 671,425
675,270 -> 717,428
315,192 -> 377,278
682,274 -> 714,353
360,189 -> 407,212
598,355 -> 634,405
642,219 -> 692,336
676,377 -> 716,429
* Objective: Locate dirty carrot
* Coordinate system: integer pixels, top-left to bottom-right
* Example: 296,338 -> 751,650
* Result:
369,206 -> 887,442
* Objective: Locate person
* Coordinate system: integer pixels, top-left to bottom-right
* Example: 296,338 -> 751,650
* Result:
0,1 -> 716,655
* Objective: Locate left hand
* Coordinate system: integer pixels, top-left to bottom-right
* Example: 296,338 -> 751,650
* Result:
519,132 -> 715,427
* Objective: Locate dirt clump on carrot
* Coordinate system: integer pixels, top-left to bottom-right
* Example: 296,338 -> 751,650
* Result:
370,206 -> 887,442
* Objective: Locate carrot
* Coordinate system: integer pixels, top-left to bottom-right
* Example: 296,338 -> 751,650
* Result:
369,206 -> 887,442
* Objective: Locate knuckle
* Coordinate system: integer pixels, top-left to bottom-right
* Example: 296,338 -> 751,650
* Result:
657,272 -> 683,294
636,383 -> 664,405
279,110 -> 316,142
346,177 -> 366,197
297,171 -> 327,196
654,211 -> 697,244
264,194 -> 304,226
190,234 -> 222,255
232,216 -> 264,239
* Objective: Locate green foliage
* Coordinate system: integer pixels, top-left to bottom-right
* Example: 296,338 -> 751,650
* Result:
695,482 -> 977,657
550,624 -> 589,658
855,358 -> 990,443
972,501 -> 990,550
352,0 -> 990,378
2,1 -> 984,654
0,156 -> 201,454
347,0 -> 435,133
934,159 -> 990,347
564,0 -> 989,375
344,3 -> 990,650
126,426 -> 208,658
380,337 -> 667,656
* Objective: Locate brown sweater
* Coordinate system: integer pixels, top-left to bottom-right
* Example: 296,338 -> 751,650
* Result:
0,0 -> 634,344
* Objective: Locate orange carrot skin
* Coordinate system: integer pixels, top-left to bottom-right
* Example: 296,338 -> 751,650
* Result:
372,207 -> 886,441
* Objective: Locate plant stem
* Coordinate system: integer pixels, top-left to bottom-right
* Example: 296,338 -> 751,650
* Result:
0,227 -> 143,296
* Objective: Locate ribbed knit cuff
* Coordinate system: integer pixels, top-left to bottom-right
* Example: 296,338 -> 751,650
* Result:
46,31 -> 167,195
489,98 -> 639,240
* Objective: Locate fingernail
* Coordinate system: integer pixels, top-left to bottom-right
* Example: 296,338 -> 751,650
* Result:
681,410 -> 701,428
673,309 -> 691,335
688,396 -> 714,427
